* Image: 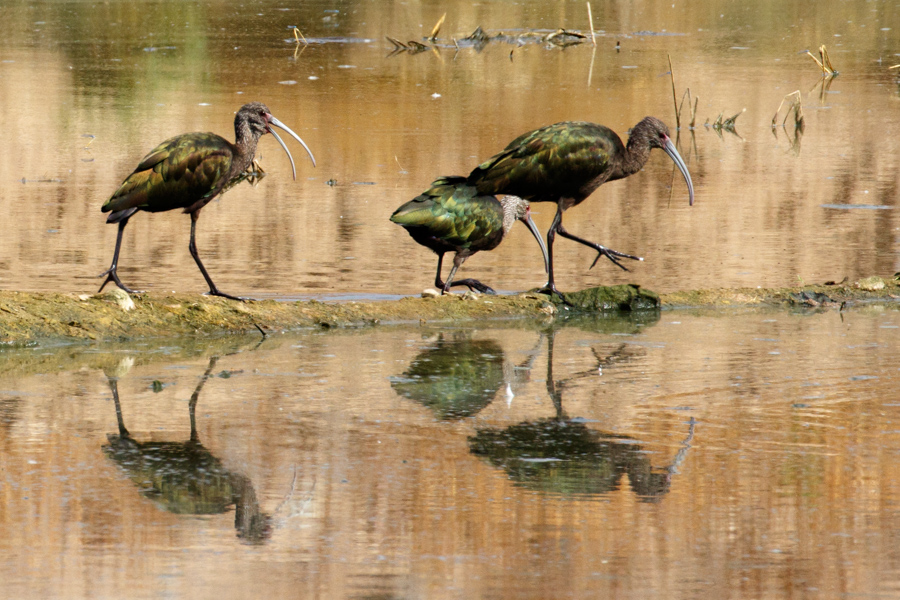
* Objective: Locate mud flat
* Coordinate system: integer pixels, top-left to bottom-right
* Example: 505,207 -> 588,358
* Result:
0,276 -> 896,346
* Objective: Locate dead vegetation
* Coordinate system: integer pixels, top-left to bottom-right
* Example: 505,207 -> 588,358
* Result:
387,5 -> 599,56
806,45 -> 838,77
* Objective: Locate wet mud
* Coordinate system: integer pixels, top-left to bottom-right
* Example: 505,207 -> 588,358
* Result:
0,275 -> 896,346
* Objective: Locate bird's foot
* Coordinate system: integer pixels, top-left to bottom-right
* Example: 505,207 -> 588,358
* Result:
97,268 -> 142,294
535,284 -> 573,306
204,288 -> 247,302
588,246 -> 643,271
444,278 -> 496,295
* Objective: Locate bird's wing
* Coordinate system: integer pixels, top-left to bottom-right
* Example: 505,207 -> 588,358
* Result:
468,122 -> 622,202
391,179 -> 502,249
101,133 -> 233,215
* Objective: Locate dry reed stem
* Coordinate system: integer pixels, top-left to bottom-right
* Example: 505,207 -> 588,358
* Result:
586,2 -> 596,47
429,13 -> 446,42
668,54 -> 680,130
292,27 -> 308,45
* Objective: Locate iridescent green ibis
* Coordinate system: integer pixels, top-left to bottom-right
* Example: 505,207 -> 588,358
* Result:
467,117 -> 695,295
98,102 -> 316,300
390,176 -> 549,294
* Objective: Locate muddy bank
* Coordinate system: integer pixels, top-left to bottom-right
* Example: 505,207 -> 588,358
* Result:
0,276 -> 897,346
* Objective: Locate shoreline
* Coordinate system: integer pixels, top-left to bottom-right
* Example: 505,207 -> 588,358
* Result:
0,276 -> 896,346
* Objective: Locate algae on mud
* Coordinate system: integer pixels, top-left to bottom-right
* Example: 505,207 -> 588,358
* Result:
0,276 -> 897,345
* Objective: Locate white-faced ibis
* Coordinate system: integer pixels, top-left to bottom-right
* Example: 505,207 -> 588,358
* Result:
98,102 -> 316,300
467,117 -> 695,295
390,176 -> 549,294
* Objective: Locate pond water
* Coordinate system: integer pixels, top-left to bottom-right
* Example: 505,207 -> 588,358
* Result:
2,0 -> 900,598
2,306 -> 900,599
1,0 -> 899,297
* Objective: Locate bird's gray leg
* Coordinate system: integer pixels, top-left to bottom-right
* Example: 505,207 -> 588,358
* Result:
442,254 -> 496,295
554,221 -> 642,271
98,217 -> 142,294
188,212 -> 245,301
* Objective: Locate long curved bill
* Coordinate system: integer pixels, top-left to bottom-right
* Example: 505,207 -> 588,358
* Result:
520,205 -> 550,274
267,115 -> 317,180
663,137 -> 695,206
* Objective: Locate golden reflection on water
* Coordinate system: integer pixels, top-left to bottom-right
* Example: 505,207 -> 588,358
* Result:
1,0 -> 899,296
3,0 -> 900,597
1,308 -> 900,598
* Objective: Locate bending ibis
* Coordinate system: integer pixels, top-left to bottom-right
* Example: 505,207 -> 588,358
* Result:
98,102 -> 316,300
390,176 -> 549,294
467,117 -> 694,295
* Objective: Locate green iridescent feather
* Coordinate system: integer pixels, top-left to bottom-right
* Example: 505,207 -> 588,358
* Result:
102,132 -> 234,216
468,121 -> 623,202
390,176 -> 505,253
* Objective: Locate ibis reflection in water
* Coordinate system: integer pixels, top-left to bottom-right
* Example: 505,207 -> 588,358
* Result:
98,102 -> 316,300
467,117 -> 695,295
468,326 -> 695,501
391,176 -> 549,294
389,331 -> 540,420
102,356 -> 271,544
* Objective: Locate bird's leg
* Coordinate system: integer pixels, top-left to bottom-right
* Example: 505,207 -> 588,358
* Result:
535,207 -> 566,300
554,222 -> 642,271
97,217 -> 142,294
433,253 -> 447,290
188,212 -> 245,301
442,253 -> 496,295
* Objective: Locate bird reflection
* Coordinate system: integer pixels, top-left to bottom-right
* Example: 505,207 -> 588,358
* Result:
102,356 -> 271,544
389,331 -> 540,420
469,327 -> 695,501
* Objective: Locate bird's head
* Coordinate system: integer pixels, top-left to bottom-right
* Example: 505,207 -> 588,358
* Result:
235,102 -> 317,179
635,116 -> 695,206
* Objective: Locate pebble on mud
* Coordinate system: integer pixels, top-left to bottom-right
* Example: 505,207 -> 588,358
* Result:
855,276 -> 885,291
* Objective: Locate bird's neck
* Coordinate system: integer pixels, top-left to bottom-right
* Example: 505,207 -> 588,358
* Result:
500,197 -> 521,235
232,121 -> 261,173
618,130 -> 653,178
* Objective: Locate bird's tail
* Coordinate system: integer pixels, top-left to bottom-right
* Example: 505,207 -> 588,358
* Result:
106,207 -> 139,224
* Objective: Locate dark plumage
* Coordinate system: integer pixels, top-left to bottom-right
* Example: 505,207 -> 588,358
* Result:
98,102 -> 316,300
467,117 -> 695,295
391,176 -> 549,294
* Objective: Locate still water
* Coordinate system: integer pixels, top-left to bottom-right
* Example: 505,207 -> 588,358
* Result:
2,307 -> 900,598
1,0 -> 899,296
2,0 -> 900,598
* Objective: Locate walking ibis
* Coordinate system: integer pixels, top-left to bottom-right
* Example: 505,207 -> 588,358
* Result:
98,102 -> 316,300
390,176 -> 549,294
467,117 -> 695,295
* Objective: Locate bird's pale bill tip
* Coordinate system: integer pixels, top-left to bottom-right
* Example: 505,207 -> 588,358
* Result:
663,138 -> 695,207
521,212 -> 550,275
267,115 -> 317,177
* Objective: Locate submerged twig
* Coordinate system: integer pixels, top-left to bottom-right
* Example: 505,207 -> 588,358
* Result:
712,108 -> 745,131
291,27 -> 308,45
772,90 -> 804,130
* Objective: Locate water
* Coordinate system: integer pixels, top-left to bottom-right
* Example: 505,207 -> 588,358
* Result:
2,0 -> 900,597
2,307 -> 900,598
1,0 -> 899,297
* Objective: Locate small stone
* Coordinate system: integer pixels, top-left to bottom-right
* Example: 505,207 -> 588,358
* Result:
855,276 -> 885,291
421,288 -> 441,298
107,288 -> 135,311
462,291 -> 479,301
538,302 -> 557,315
